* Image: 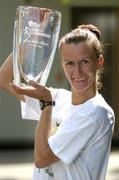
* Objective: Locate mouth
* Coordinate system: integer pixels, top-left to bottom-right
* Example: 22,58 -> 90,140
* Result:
73,77 -> 86,83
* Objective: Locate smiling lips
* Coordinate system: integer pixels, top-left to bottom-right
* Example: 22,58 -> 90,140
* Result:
73,77 -> 86,82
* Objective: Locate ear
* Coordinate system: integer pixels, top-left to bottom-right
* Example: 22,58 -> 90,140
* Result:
97,55 -> 104,68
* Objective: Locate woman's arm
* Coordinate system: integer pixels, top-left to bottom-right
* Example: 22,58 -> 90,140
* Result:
34,105 -> 59,168
10,81 -> 59,168
0,53 -> 24,101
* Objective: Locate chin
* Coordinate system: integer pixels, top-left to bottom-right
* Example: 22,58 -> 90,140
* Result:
72,84 -> 94,93
72,87 -> 87,93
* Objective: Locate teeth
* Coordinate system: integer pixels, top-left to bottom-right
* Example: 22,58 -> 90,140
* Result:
74,78 -> 85,81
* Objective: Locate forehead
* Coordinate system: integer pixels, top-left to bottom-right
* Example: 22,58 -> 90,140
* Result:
61,42 -> 95,59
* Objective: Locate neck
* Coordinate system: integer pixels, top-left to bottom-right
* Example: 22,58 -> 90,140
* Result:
71,85 -> 97,105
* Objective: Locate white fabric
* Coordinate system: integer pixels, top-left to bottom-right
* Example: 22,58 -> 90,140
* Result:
21,88 -> 115,180
21,96 -> 41,120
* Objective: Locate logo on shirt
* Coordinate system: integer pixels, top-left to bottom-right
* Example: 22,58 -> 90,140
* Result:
44,167 -> 54,177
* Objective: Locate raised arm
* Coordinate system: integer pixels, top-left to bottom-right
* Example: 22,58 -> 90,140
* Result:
10,80 -> 59,168
0,53 -> 24,101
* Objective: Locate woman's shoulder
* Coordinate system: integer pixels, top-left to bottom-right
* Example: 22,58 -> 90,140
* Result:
91,93 -> 115,125
81,93 -> 115,119
94,93 -> 114,113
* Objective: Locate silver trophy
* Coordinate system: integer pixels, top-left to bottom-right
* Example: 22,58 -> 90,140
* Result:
13,6 -> 61,86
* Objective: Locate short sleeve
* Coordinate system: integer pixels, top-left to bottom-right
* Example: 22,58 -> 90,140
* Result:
48,113 -> 98,165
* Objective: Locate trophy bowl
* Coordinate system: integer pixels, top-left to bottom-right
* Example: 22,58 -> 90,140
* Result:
13,6 -> 61,86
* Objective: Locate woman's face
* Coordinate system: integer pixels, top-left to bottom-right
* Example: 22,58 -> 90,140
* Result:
61,42 -> 99,93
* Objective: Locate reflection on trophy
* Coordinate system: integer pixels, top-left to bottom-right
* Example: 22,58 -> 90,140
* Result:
13,6 -> 61,85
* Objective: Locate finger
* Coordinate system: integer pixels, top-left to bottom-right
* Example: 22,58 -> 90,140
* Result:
29,80 -> 43,90
29,80 -> 38,87
9,83 -> 21,92
10,83 -> 35,95
10,83 -> 23,94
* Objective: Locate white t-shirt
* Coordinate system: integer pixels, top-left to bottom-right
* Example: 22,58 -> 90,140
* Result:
21,88 -> 115,180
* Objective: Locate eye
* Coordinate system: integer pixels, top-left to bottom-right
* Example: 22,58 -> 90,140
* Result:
81,59 -> 90,65
64,60 -> 75,66
67,61 -> 74,65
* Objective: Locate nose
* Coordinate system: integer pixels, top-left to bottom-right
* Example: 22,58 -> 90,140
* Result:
74,63 -> 82,76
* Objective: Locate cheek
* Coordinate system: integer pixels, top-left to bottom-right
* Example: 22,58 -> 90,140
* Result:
64,68 -> 71,78
63,66 -> 73,82
85,64 -> 97,75
63,65 -> 72,74
88,69 -> 97,82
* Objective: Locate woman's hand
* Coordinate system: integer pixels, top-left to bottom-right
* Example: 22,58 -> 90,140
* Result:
10,80 -> 52,101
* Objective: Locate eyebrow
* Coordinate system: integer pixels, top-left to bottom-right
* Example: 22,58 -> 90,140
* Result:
63,56 -> 91,61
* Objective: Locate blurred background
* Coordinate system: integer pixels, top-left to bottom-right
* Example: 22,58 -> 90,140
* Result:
0,0 -> 119,179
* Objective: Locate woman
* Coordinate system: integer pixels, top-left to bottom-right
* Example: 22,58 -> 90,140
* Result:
0,24 -> 115,180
